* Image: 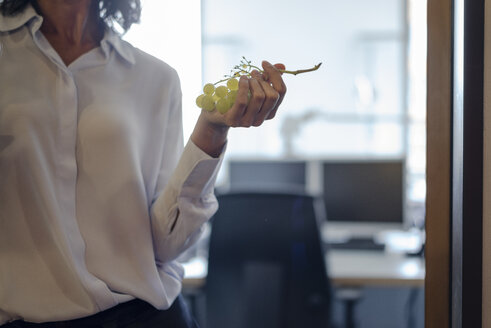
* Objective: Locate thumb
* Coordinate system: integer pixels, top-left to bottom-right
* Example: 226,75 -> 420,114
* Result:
274,63 -> 286,71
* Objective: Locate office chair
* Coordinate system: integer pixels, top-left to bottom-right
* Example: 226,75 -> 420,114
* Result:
206,192 -> 332,328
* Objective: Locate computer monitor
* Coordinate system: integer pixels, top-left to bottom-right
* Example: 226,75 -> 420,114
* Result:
322,159 -> 404,225
227,159 -> 307,193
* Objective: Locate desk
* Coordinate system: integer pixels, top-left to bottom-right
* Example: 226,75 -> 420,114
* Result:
327,250 -> 424,287
181,249 -> 425,289
181,224 -> 425,288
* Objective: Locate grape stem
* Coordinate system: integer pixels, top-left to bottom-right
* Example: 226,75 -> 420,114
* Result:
213,61 -> 322,85
279,62 -> 322,75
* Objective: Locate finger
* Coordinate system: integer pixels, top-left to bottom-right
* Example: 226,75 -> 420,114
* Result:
225,76 -> 249,127
262,61 -> 287,97
274,63 -> 286,72
241,74 -> 265,126
250,70 -> 279,126
262,61 -> 287,119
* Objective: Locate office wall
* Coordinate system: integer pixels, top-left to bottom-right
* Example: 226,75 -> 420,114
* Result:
483,0 -> 491,326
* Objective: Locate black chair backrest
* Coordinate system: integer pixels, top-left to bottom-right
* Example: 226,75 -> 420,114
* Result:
206,192 -> 332,328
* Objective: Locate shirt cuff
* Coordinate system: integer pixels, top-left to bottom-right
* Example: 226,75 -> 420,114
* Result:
169,139 -> 226,199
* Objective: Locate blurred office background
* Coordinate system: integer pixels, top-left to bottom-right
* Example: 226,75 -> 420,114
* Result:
125,0 -> 426,327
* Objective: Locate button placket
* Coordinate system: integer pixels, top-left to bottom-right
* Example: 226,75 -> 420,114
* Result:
56,69 -> 79,251
58,69 -> 119,310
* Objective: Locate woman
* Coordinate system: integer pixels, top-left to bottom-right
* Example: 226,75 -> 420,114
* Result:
0,0 -> 286,326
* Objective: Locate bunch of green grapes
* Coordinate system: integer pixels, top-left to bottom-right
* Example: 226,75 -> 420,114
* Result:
196,78 -> 240,113
196,57 -> 321,114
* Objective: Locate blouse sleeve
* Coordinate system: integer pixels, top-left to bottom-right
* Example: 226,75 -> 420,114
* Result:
148,73 -> 224,264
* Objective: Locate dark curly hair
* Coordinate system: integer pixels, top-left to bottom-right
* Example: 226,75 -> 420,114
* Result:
0,0 -> 141,33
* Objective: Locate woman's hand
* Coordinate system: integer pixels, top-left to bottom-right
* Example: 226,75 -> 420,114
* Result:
191,60 -> 287,157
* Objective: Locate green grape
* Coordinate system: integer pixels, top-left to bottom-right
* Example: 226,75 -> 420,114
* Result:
216,98 -> 231,114
215,85 -> 228,98
203,83 -> 215,95
227,78 -> 239,91
226,90 -> 238,105
195,94 -> 205,108
201,95 -> 215,111
229,89 -> 238,99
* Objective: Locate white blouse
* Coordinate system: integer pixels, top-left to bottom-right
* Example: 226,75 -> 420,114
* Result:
0,5 -> 223,325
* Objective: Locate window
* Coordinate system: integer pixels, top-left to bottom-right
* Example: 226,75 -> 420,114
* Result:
201,0 -> 426,227
125,0 -> 426,228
